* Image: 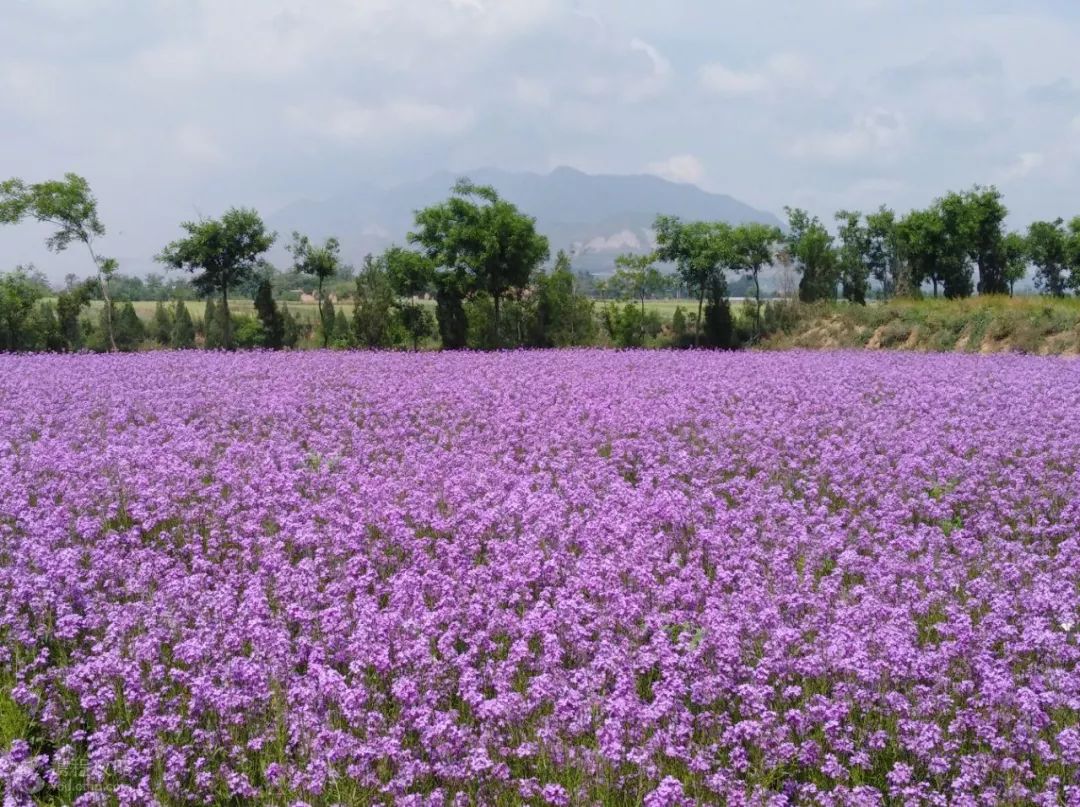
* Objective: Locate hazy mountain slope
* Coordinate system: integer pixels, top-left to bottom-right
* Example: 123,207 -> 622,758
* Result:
268,167 -> 781,276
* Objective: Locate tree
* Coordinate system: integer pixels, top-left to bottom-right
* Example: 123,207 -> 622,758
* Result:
0,269 -> 44,351
866,206 -> 902,298
253,278 -> 284,349
1002,232 -> 1028,297
529,250 -> 595,347
151,300 -> 173,346
702,276 -> 735,349
56,280 -> 94,351
611,253 -> 665,326
171,300 -> 196,348
434,273 -> 468,349
396,302 -> 435,351
1026,219 -> 1068,297
156,208 -> 275,350
731,222 -> 782,339
333,308 -> 351,347
935,192 -> 976,299
654,216 -> 733,346
112,302 -> 145,352
353,254 -> 396,348
783,208 -> 838,303
962,186 -> 1009,295
280,304 -> 299,348
288,233 -> 341,347
0,174 -> 119,351
203,298 -> 224,349
409,179 -> 549,348
834,211 -> 870,305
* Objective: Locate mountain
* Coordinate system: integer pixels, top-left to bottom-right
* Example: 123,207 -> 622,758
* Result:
267,166 -> 782,276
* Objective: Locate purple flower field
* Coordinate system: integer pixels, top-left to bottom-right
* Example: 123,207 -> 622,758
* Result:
1,351 -> 1079,806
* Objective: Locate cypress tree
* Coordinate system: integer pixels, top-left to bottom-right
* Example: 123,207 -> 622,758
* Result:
203,298 -> 224,349
114,301 -> 145,351
151,300 -> 173,345
281,304 -> 299,348
172,300 -> 195,348
253,279 -> 284,349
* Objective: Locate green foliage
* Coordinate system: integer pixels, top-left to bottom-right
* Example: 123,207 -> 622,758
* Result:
111,302 -> 145,352
288,232 -> 341,347
784,207 -> 838,303
151,300 -> 173,346
0,268 -> 45,351
731,222 -> 783,339
434,275 -> 468,350
332,308 -> 351,348
962,186 -> 1009,295
1027,219 -> 1068,297
409,178 -> 549,347
280,304 -> 299,349
203,298 -> 225,349
171,299 -> 196,349
834,210 -> 870,305
232,315 -> 265,349
157,207 -> 275,349
654,215 -> 734,346
254,278 -> 284,349
528,251 -> 596,347
866,206 -> 901,298
671,306 -> 688,346
602,302 -> 661,348
395,301 -> 435,351
702,276 -> 735,349
352,254 -> 396,348
384,246 -> 435,298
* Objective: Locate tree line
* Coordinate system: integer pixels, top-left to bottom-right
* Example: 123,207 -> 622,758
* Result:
3,173 -> 1080,353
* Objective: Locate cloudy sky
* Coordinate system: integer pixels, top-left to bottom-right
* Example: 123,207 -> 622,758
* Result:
4,0 -> 1080,278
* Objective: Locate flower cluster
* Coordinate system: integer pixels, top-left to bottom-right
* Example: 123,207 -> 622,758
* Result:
0,350 -> 1078,805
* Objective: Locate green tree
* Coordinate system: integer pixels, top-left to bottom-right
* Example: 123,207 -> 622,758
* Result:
783,207 -> 838,303
56,280 -> 94,351
960,186 -> 1009,295
434,274 -> 468,349
1026,219 -> 1068,297
0,174 -> 119,350
653,216 -> 734,346
333,308 -> 351,347
253,278 -> 284,349
113,301 -> 145,351
936,192 -> 976,299
529,251 -> 595,347
151,300 -> 173,346
281,304 -> 299,348
1002,232 -> 1028,297
171,300 -> 196,348
395,301 -> 435,351
866,206 -> 901,298
353,254 -> 396,348
203,298 -> 224,349
288,233 -> 341,347
0,268 -> 44,351
156,208 -> 275,350
731,222 -> 782,338
702,276 -> 735,349
834,211 -> 870,305
611,253 -> 665,325
36,302 -> 63,351
409,179 -> 549,348
671,306 -> 688,346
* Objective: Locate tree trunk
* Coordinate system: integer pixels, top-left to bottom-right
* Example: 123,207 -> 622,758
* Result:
492,293 -> 501,349
222,284 -> 233,350
753,272 -> 762,341
318,278 -> 328,348
932,278 -> 938,298
695,288 -> 705,348
640,294 -> 646,341
85,243 -> 117,352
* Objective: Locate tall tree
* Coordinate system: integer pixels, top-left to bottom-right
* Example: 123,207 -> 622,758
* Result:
936,192 -> 975,299
352,254 -> 396,348
171,300 -> 196,349
151,300 -> 173,346
784,207 -> 838,303
56,280 -> 94,351
611,253 -> 665,336
1002,232 -> 1028,297
529,250 -> 595,348
1026,219 -> 1069,297
1,174 -> 119,350
409,179 -> 549,348
253,278 -> 284,349
961,186 -> 1009,295
288,233 -> 341,348
0,269 -> 44,351
834,211 -> 870,305
866,206 -> 902,298
654,216 -> 733,346
156,208 -> 275,350
383,246 -> 437,351
730,222 -> 782,339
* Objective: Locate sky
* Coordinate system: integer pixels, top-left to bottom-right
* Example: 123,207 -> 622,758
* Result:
4,0 -> 1080,278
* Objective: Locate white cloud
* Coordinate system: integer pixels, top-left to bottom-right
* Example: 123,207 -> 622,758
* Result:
1002,151 -> 1046,180
175,125 -> 226,164
646,154 -> 705,185
699,53 -> 820,97
514,76 -> 552,108
626,37 -> 672,101
789,109 -> 907,161
287,98 -> 475,140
